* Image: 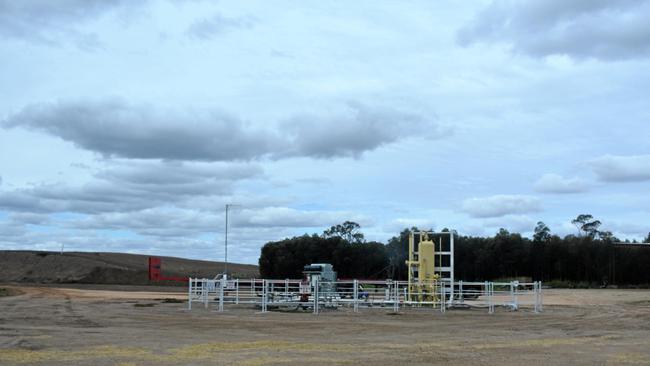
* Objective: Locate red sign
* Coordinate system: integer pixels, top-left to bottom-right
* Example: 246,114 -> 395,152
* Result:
148,257 -> 162,281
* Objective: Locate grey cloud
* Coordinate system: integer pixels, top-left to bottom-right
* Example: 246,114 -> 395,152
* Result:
0,0 -> 133,49
588,154 -> 650,182
280,102 -> 440,159
2,100 -> 276,162
534,173 -> 589,194
458,0 -> 650,60
0,161 -> 262,214
461,195 -> 542,218
3,99 -> 435,161
186,13 -> 256,40
8,212 -> 50,225
97,160 -> 262,186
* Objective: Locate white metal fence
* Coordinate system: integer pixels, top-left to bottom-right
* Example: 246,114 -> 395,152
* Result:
188,278 -> 543,314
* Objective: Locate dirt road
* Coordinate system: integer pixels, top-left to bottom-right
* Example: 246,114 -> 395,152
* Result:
1,285 -> 649,365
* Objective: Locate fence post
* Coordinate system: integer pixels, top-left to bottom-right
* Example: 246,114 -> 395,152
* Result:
535,281 -> 544,313
483,281 -> 490,313
440,282 -> 446,313
313,279 -> 319,315
188,278 -> 193,310
218,277 -> 225,312
393,282 -> 399,312
261,279 -> 268,313
489,282 -> 494,314
533,281 -> 539,314
204,279 -> 209,309
353,280 -> 359,313
537,281 -> 541,313
235,279 -> 239,305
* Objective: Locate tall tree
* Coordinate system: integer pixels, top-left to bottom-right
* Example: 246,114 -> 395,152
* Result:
571,214 -> 601,237
322,221 -> 365,244
533,221 -> 551,243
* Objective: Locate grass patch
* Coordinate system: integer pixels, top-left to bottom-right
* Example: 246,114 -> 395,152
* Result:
0,288 -> 21,297
133,303 -> 156,307
155,298 -> 185,303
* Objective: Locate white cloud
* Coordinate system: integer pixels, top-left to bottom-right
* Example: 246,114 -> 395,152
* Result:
382,218 -> 436,233
233,207 -> 369,229
461,195 -> 542,218
534,173 -> 589,194
482,215 -> 536,234
608,221 -> 650,239
589,154 -> 650,182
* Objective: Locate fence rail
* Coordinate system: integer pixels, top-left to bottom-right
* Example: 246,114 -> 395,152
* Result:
188,278 -> 543,315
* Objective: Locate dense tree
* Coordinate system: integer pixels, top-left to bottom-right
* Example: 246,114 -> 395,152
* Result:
385,228 -> 413,280
259,220 -> 650,287
259,223 -> 388,279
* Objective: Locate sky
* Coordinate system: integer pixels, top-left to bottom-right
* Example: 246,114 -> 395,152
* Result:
1,0 -> 649,264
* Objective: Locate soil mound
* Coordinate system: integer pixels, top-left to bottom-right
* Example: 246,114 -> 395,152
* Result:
0,251 -> 258,285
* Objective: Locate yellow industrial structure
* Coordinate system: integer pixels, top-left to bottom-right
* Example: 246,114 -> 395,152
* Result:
406,231 -> 440,302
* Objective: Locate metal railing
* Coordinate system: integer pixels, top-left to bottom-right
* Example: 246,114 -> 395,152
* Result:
188,278 -> 543,315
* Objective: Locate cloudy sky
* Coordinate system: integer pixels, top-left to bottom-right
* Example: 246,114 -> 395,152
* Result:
1,0 -> 649,264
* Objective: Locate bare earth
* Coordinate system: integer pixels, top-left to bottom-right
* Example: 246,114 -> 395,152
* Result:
1,286 -> 649,365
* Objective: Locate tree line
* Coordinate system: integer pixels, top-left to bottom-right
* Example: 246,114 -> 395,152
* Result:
259,218 -> 650,287
259,221 -> 389,279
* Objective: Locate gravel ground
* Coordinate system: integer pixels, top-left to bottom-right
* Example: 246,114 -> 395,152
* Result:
1,286 -> 649,365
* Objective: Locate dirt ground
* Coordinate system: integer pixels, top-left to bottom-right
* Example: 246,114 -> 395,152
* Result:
1,285 -> 649,365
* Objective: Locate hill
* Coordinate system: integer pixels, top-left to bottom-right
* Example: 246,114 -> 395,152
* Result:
0,251 -> 259,285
